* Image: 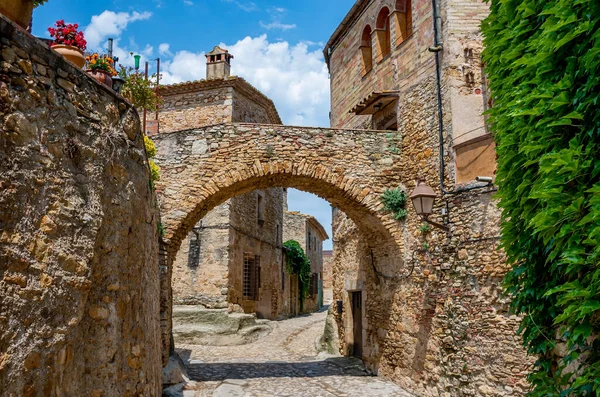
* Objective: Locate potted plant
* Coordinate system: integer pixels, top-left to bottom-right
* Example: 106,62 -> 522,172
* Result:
0,0 -> 47,29
48,20 -> 87,68
85,54 -> 117,87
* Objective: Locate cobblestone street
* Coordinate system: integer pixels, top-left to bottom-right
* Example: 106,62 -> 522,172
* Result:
175,305 -> 414,397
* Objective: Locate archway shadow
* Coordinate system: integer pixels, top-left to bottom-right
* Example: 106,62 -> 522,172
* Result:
177,348 -> 373,381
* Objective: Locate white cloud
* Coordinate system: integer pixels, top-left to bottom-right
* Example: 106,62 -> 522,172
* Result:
222,0 -> 258,12
259,21 -> 296,31
225,35 -> 330,127
160,50 -> 207,84
183,0 -> 194,5
84,10 -> 152,50
160,35 -> 330,127
259,6 -> 296,31
159,43 -> 173,56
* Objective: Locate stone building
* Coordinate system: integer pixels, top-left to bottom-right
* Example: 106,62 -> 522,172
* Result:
156,47 -> 288,319
323,0 -> 531,395
283,210 -> 329,313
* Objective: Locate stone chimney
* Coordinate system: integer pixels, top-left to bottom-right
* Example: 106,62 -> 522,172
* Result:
205,46 -> 233,79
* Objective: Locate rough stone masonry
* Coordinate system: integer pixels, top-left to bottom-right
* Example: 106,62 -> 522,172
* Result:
0,16 -> 162,396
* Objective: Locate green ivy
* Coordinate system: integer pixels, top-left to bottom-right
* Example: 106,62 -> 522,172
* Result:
283,240 -> 311,312
381,187 -> 408,221
482,0 -> 600,395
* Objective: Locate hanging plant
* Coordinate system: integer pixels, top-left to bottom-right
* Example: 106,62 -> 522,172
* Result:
283,240 -> 311,311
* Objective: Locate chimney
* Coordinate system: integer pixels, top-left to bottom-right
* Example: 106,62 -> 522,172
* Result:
205,46 -> 233,79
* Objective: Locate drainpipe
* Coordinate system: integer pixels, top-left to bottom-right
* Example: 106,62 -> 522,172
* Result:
430,0 -> 492,195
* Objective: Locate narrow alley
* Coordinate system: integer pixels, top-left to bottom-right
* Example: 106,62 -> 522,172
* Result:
174,306 -> 414,397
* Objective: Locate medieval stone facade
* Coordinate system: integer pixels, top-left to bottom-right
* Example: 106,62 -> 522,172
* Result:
324,0 -> 532,395
283,211 -> 329,312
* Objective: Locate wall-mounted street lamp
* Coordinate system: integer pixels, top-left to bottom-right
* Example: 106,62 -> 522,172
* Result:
410,180 -> 449,232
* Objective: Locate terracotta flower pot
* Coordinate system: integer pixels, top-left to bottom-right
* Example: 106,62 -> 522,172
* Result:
0,0 -> 34,29
51,44 -> 86,68
85,69 -> 113,88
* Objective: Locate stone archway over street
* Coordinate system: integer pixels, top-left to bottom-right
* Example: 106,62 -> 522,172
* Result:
154,122 -> 407,363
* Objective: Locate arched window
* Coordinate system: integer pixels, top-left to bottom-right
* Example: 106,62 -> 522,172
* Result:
375,7 -> 391,62
360,25 -> 373,76
394,0 -> 412,46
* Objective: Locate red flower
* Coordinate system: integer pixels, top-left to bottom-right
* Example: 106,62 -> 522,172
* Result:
48,19 -> 87,51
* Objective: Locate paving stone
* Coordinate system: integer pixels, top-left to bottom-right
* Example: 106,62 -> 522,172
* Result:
177,309 -> 414,396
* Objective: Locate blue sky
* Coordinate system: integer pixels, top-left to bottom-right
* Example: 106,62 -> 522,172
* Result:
33,0 -> 351,249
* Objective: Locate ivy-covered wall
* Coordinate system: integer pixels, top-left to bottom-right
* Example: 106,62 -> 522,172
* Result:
482,0 -> 600,395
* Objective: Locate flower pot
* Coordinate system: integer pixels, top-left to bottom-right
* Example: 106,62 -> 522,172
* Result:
52,44 -> 86,68
0,0 -> 34,29
85,69 -> 113,88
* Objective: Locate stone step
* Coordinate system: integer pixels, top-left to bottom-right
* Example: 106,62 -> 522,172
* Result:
172,305 -> 273,346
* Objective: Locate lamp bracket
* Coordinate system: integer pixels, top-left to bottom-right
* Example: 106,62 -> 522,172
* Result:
421,215 -> 450,232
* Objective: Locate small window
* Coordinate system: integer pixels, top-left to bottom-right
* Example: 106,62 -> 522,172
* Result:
376,7 -> 391,62
257,192 -> 265,223
187,227 -> 201,269
243,253 -> 260,300
360,25 -> 373,76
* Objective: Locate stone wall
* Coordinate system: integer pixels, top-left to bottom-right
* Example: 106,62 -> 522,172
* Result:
172,202 -> 231,308
229,189 -> 284,319
325,0 -> 532,395
0,17 -> 161,396
232,90 -> 271,124
158,86 -> 233,134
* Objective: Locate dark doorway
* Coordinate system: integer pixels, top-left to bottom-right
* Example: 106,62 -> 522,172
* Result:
351,291 -> 363,358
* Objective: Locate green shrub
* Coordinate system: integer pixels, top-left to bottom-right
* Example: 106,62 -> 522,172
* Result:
283,240 -> 311,311
381,187 -> 408,221
482,0 -> 600,394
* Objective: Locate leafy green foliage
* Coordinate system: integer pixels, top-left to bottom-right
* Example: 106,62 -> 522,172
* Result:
33,0 -> 48,7
482,0 -> 600,394
419,222 -> 432,234
381,187 -> 408,221
283,240 -> 311,311
118,66 -> 162,112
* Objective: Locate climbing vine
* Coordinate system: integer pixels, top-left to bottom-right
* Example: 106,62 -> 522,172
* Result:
482,0 -> 600,395
381,187 -> 408,221
283,240 -> 311,311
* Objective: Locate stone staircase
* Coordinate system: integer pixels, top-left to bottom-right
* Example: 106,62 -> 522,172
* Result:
173,305 -> 273,346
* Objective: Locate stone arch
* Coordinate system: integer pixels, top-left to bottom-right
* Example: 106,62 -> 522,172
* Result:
375,6 -> 391,60
154,123 -> 409,363
163,161 -> 395,255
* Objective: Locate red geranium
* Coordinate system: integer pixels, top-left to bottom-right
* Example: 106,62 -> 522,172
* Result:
48,20 -> 87,51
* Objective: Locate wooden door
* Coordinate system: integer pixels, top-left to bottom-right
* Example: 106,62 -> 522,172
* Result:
351,291 -> 363,358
